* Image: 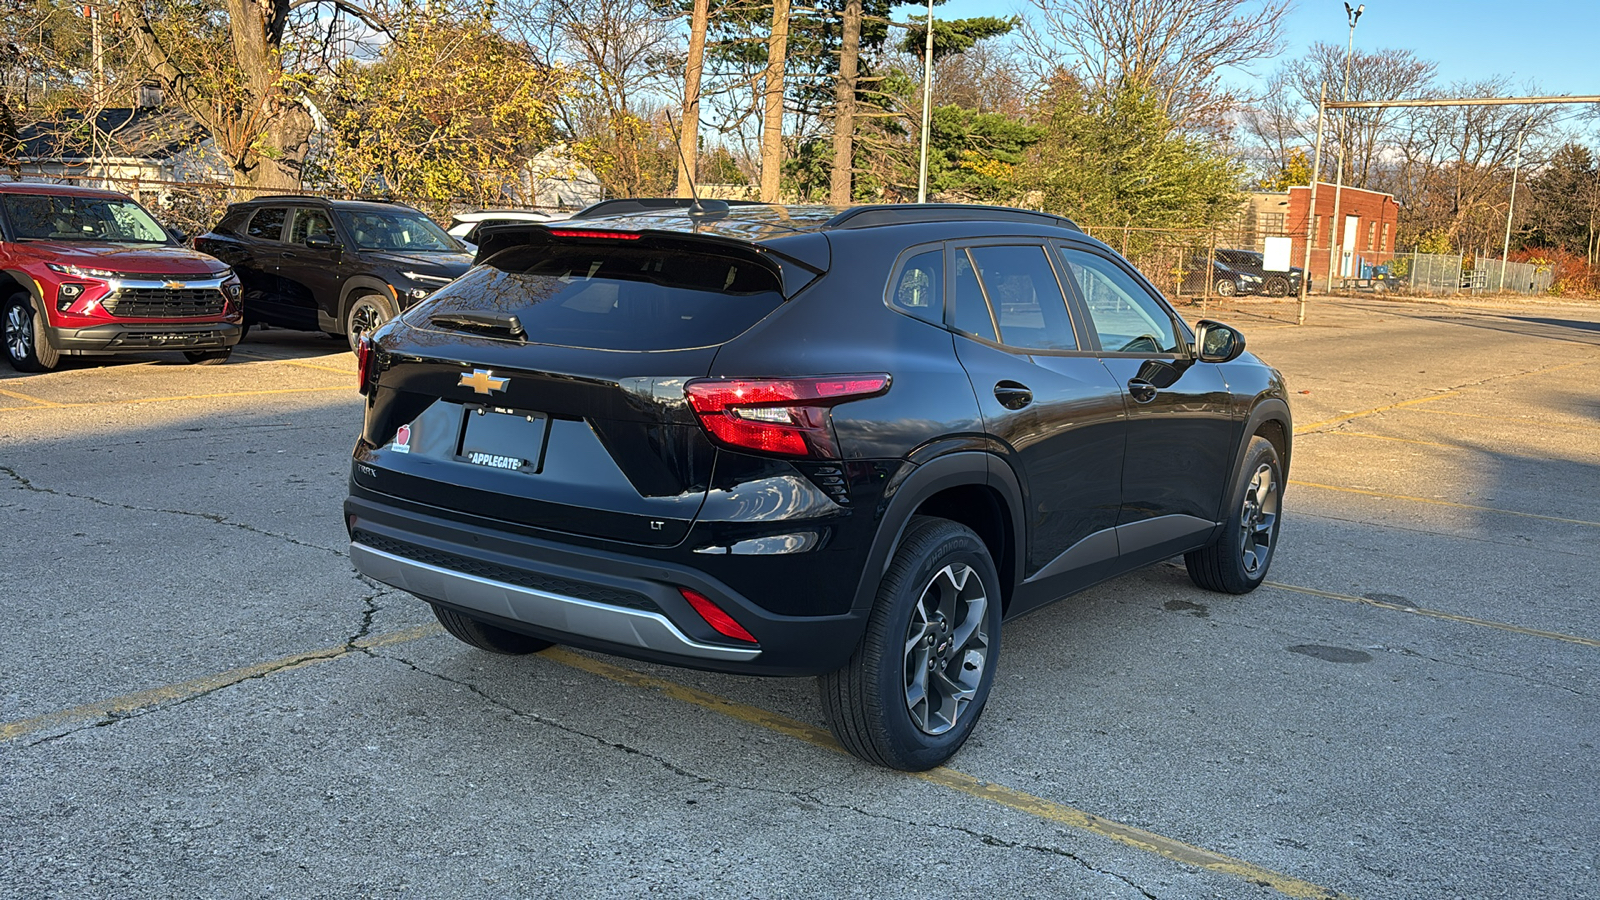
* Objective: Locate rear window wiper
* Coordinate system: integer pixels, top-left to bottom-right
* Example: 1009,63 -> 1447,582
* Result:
429,311 -> 527,341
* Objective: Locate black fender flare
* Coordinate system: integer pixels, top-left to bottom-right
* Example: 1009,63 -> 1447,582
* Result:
1211,397 -> 1293,535
848,451 -> 1027,615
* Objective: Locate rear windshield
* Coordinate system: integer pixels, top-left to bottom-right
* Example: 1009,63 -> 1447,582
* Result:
412,243 -> 786,351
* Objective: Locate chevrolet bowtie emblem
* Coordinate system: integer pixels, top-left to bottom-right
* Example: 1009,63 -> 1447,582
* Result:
163,281 -> 187,289
459,368 -> 508,395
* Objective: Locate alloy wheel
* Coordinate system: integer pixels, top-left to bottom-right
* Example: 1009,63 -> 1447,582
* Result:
903,562 -> 990,736
1238,463 -> 1279,575
4,303 -> 32,361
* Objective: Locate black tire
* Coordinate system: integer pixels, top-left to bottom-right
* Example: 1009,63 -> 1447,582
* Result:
431,603 -> 554,655
184,348 -> 233,365
818,516 -> 1002,771
3,293 -> 59,373
1214,278 -> 1237,298
1186,436 -> 1283,594
344,292 -> 396,353
1263,276 -> 1291,297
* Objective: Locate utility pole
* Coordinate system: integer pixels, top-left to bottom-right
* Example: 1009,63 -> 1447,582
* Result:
1327,3 -> 1363,292
1299,82 -> 1327,326
88,3 -> 104,175
1499,117 -> 1528,292
915,0 -> 934,204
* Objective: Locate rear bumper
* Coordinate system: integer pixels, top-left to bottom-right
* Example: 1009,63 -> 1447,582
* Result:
48,321 -> 243,353
344,493 -> 870,676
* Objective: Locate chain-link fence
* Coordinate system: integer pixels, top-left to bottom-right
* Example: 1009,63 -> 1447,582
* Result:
1387,252 -> 1553,296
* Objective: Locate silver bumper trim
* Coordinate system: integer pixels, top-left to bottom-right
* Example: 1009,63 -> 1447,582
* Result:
350,542 -> 761,662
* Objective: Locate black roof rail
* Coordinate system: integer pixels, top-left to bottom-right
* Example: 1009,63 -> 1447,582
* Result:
238,194 -> 401,205
571,197 -> 773,219
824,203 -> 1080,232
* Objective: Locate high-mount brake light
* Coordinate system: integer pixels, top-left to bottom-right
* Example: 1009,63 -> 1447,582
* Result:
548,229 -> 641,240
679,588 -> 757,644
684,375 -> 890,458
356,337 -> 374,396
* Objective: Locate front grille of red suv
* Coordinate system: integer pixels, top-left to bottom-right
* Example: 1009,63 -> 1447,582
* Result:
102,287 -> 226,318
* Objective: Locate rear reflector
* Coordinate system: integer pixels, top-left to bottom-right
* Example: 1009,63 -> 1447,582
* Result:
356,337 -> 374,395
548,229 -> 642,240
684,375 -> 890,458
680,588 -> 757,644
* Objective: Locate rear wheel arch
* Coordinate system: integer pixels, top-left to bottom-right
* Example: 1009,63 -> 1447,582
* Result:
853,452 -> 1024,617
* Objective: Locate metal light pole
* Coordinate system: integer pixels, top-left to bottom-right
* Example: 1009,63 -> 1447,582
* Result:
1499,117 -> 1529,292
1298,82 -> 1327,326
1326,2 -> 1363,291
916,0 -> 934,204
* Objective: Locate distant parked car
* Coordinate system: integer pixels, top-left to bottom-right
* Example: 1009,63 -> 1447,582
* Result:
447,209 -> 568,253
1181,254 -> 1263,297
0,181 -> 243,372
1215,249 -> 1308,297
194,196 -> 473,351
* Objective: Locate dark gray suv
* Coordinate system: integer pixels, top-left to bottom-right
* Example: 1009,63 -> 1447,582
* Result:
345,200 -> 1292,770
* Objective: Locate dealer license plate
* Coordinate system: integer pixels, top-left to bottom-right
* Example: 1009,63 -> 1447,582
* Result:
458,405 -> 549,473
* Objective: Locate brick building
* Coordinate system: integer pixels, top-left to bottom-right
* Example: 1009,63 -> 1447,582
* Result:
1243,183 -> 1400,284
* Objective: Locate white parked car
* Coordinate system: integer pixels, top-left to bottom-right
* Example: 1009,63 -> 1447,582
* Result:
448,209 -> 570,253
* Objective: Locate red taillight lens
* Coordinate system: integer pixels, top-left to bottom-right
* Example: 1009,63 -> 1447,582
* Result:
356,337 -> 373,395
684,375 -> 890,458
547,229 -> 641,240
680,588 -> 757,644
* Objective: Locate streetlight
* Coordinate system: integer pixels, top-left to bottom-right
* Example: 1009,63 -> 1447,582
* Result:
1326,2 -> 1363,291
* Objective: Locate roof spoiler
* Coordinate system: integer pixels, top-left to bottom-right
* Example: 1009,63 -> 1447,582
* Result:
571,197 -> 774,220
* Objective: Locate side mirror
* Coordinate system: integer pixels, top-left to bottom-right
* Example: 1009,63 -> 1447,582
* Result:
167,225 -> 188,243
305,233 -> 338,249
1194,319 -> 1246,363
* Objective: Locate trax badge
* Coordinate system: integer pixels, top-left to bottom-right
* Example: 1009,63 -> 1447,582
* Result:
459,368 -> 508,395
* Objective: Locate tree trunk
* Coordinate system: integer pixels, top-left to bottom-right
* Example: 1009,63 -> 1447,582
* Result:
828,0 -> 860,206
759,0 -> 790,203
121,0 -> 313,191
677,0 -> 710,199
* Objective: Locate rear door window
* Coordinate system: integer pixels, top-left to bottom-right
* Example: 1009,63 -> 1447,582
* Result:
415,242 -> 786,351
246,207 -> 288,242
955,244 -> 1078,352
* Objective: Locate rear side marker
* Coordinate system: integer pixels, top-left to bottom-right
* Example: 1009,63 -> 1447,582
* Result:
680,588 -> 758,644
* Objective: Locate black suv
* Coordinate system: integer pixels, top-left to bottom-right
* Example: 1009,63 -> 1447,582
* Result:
1215,249 -> 1308,297
344,201 -> 1291,770
194,197 -> 472,350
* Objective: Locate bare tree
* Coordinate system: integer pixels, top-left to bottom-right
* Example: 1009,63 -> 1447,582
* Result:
1019,0 -> 1290,131
828,0 -> 861,205
678,0 -> 711,197
759,0 -> 790,201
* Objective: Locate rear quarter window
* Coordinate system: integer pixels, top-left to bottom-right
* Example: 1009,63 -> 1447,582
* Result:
412,243 -> 786,351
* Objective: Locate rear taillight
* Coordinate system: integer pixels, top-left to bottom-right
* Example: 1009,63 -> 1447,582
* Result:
680,588 -> 757,644
356,337 -> 374,395
684,375 -> 890,458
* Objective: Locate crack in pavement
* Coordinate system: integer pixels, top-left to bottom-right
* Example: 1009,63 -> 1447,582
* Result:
11,592 -> 412,748
383,654 -> 1162,898
1388,646 -> 1589,698
0,464 -> 347,559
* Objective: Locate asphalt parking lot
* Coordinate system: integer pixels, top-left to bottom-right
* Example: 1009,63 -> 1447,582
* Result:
3,295 -> 1598,900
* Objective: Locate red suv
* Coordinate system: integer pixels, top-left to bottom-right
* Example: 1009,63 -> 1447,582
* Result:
0,182 -> 243,372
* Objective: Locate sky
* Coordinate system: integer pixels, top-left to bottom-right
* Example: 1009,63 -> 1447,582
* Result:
926,0 -> 1600,97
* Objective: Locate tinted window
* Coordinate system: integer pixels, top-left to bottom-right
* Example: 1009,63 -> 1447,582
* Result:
951,250 -> 998,342
888,249 -> 942,325
247,207 -> 287,241
414,243 -> 785,351
966,244 -> 1076,351
214,208 -> 251,236
1057,247 -> 1181,354
289,208 -> 335,244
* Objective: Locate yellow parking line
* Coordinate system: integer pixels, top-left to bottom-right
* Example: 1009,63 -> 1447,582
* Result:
0,625 -> 438,742
4,624 -> 1353,898
232,350 -> 352,375
545,648 -> 1355,900
0,384 -> 353,414
1294,391 -> 1458,433
1264,581 -> 1600,650
1304,431 -> 1461,450
1290,479 -> 1600,528
0,386 -> 63,407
